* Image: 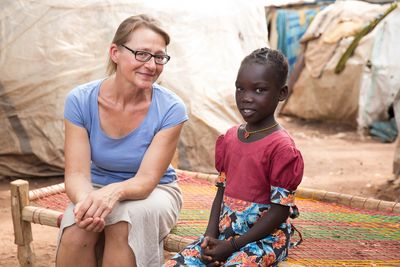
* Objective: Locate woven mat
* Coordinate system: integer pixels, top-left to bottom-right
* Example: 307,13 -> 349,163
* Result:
31,173 -> 400,266
174,174 -> 400,266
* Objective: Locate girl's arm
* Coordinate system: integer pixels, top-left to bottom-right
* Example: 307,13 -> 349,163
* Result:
204,186 -> 225,238
200,186 -> 224,265
202,203 -> 289,262
234,203 -> 289,248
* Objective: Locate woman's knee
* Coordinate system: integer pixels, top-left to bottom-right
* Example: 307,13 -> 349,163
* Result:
60,225 -> 100,249
104,221 -> 129,243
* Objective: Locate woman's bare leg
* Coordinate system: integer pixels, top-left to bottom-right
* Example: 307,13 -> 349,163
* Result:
102,222 -> 136,267
56,225 -> 101,267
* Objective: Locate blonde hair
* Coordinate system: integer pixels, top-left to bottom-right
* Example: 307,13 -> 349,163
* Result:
106,14 -> 170,75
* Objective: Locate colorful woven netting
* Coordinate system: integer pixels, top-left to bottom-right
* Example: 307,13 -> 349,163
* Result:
31,172 -> 400,266
174,173 -> 400,266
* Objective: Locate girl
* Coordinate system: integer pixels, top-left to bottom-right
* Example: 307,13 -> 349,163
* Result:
165,48 -> 303,266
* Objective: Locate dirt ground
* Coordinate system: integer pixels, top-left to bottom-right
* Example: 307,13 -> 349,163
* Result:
0,115 -> 396,266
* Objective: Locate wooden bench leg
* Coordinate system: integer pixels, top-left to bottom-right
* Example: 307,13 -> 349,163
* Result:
11,180 -> 36,267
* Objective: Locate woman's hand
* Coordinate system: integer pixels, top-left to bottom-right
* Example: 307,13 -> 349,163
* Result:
200,236 -> 233,265
73,183 -> 122,232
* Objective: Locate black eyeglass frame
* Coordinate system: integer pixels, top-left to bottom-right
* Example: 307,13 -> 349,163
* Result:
121,44 -> 171,65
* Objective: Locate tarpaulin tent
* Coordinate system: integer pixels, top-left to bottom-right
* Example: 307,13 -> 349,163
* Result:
281,1 -> 400,133
0,0 -> 269,179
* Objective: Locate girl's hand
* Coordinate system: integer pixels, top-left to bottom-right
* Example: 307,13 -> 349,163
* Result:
73,183 -> 122,231
200,236 -> 213,263
201,236 -> 233,263
200,237 -> 223,266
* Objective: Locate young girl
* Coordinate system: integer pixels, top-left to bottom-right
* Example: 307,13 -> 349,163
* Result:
165,48 -> 303,267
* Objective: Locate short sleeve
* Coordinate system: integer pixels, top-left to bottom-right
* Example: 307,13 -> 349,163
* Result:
269,146 -> 304,206
160,100 -> 188,130
214,134 -> 226,187
64,90 -> 85,128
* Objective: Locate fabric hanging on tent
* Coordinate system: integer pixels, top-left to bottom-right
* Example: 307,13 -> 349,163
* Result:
370,117 -> 398,143
276,8 -> 320,71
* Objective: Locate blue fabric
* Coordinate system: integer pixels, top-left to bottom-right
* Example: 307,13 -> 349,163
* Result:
276,8 -> 319,72
64,79 -> 188,185
370,117 -> 398,143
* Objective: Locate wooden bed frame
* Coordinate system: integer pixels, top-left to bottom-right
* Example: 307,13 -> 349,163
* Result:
10,169 -> 400,266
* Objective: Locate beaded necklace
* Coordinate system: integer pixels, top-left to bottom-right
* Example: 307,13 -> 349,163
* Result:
243,122 -> 278,139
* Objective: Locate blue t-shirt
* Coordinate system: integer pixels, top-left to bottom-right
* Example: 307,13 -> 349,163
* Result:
64,79 -> 188,185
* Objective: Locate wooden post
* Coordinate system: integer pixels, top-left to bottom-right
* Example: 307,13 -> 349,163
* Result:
393,137 -> 400,176
11,180 -> 36,267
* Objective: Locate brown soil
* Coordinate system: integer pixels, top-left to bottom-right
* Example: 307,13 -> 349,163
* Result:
0,115 -> 396,266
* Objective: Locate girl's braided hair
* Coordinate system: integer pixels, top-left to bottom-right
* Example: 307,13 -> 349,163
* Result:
241,47 -> 288,88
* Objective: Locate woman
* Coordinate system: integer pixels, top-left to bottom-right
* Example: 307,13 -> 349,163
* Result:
56,15 -> 188,267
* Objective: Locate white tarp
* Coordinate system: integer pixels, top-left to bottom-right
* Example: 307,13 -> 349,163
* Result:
281,1 -> 399,130
357,7 -> 400,130
0,0 -> 269,178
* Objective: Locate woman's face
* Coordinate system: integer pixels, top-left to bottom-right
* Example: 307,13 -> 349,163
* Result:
115,27 -> 167,89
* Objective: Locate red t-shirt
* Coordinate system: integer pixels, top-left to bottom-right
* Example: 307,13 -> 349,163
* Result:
215,126 -> 304,204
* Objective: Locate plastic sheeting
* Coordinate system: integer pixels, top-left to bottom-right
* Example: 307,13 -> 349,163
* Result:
357,7 -> 400,130
0,0 -> 269,178
281,1 -> 399,129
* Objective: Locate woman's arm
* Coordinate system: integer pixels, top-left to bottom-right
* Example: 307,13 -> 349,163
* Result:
64,120 -> 105,231
72,122 -> 184,231
118,122 -> 184,200
64,119 -> 93,204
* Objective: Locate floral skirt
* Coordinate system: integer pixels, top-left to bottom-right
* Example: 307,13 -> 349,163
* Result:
164,195 -> 292,267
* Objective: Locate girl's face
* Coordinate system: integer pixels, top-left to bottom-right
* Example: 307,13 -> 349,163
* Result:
235,62 -> 287,128
112,27 -> 167,89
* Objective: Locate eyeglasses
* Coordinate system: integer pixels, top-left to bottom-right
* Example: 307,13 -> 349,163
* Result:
121,45 -> 170,65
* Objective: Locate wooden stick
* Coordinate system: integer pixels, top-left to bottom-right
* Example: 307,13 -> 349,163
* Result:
11,180 -> 36,266
22,206 -> 63,227
163,233 -> 194,252
29,183 -> 65,201
22,206 -> 63,228
296,187 -> 400,213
